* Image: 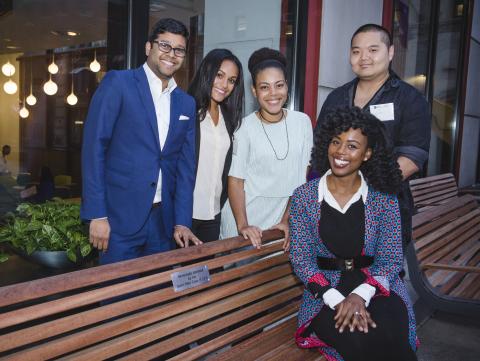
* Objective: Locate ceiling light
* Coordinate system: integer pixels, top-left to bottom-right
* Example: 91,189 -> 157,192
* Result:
48,53 -> 59,74
43,74 -> 58,95
26,92 -> 37,106
67,31 -> 78,36
19,105 -> 29,118
3,79 -> 17,94
2,61 -> 15,76
89,50 -> 101,72
67,92 -> 78,105
26,61 -> 37,106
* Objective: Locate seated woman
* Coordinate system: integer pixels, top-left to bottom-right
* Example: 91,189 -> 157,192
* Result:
289,107 -> 418,361
220,47 -> 313,250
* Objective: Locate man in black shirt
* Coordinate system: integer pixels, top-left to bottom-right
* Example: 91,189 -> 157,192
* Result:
315,24 -> 431,249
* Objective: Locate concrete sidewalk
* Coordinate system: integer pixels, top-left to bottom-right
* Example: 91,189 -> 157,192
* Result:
416,311 -> 480,361
404,263 -> 480,361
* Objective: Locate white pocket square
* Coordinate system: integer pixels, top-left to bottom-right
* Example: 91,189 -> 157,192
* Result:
179,115 -> 189,120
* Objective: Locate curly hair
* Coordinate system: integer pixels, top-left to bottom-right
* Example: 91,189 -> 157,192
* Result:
311,107 -> 402,194
248,47 -> 287,85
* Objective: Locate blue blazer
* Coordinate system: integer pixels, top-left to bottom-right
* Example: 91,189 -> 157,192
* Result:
81,66 -> 196,238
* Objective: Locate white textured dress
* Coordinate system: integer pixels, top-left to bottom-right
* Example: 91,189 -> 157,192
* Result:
220,109 -> 313,239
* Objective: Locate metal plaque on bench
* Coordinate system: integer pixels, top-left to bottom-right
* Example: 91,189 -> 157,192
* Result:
171,265 -> 211,292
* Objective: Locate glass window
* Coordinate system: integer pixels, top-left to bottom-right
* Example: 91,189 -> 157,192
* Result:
392,0 -> 467,176
0,0 -> 127,216
392,0 -> 432,95
427,0 -> 465,175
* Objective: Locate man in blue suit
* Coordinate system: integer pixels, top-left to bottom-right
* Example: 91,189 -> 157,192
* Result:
81,18 -> 201,265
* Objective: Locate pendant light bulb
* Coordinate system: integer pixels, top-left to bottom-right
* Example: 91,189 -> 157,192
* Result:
48,54 -> 58,74
89,50 -> 101,72
3,79 -> 17,94
26,82 -> 37,105
26,93 -> 37,106
19,105 -> 29,118
43,75 -> 58,95
2,61 -> 15,76
67,92 -> 78,105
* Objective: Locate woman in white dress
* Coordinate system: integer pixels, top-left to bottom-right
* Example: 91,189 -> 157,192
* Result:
220,48 -> 313,251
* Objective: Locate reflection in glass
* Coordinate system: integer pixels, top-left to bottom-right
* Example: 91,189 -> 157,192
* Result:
428,0 -> 465,175
392,0 -> 432,95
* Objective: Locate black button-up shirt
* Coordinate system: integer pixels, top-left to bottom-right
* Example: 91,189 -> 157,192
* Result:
315,71 -> 431,172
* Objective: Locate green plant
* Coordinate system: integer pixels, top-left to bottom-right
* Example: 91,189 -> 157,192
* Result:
0,199 -> 91,263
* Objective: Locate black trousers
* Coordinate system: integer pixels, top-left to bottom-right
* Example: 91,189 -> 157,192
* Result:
191,213 -> 221,242
310,293 -> 417,361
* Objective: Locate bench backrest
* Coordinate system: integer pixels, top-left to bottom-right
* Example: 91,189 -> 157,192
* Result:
409,173 -> 458,212
0,230 -> 301,360
411,194 -> 480,296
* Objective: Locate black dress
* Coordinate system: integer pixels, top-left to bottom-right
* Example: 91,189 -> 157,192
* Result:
309,199 -> 417,361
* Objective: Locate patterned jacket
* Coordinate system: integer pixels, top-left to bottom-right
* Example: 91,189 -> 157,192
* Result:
289,179 -> 417,361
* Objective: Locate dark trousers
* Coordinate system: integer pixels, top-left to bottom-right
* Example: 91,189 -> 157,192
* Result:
100,203 -> 174,265
310,293 -> 417,361
191,213 -> 221,242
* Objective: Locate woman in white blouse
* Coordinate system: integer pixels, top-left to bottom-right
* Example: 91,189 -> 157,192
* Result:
220,48 -> 313,251
188,49 -> 245,242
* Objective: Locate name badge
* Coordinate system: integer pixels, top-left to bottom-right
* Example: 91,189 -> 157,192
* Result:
370,103 -> 394,121
171,265 -> 211,292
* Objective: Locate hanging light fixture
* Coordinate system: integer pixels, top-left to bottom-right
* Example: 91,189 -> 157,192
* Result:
2,65 -> 17,94
43,73 -> 58,95
26,60 -> 37,106
19,65 -> 29,118
1,61 -> 15,76
3,79 -> 17,94
89,50 -> 101,72
19,103 -> 29,118
48,52 -> 59,74
66,58 -> 78,105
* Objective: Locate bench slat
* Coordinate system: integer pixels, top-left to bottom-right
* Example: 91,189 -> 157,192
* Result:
411,179 -> 457,194
0,241 -> 285,330
415,210 -> 480,261
409,173 -> 455,186
450,273 -> 480,299
121,291 -> 302,361
412,195 -> 478,238
0,230 -> 284,308
4,268 -> 298,360
0,257 -> 290,353
55,275 -> 300,361
413,185 -> 458,203
422,264 -> 480,273
428,243 -> 480,287
206,318 -> 324,361
166,302 -> 301,361
439,252 -> 480,295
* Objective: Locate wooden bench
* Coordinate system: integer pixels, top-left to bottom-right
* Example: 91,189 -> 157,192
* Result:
0,230 -> 324,361
409,173 -> 460,212
406,194 -> 480,318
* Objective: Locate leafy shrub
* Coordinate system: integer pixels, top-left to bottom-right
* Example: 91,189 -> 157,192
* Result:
0,199 -> 91,263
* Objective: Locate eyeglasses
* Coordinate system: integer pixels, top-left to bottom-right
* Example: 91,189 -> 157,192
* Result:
152,40 -> 187,58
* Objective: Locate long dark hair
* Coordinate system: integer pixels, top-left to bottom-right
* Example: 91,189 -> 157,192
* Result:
188,49 -> 245,135
311,107 -> 402,194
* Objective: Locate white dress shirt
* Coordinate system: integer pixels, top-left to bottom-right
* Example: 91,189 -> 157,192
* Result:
193,109 -> 231,220
143,63 -> 177,204
317,170 -> 376,309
